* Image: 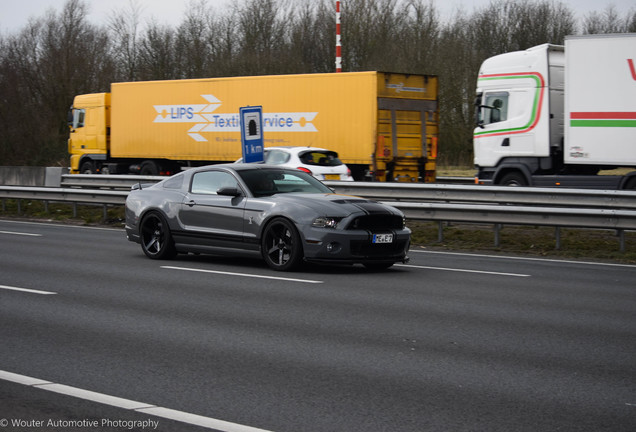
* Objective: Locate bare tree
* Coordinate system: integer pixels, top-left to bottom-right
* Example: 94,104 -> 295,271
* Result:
235,0 -> 290,75
583,5 -> 630,34
206,7 -> 240,77
287,0 -> 333,73
137,21 -> 178,80
398,0 -> 441,73
108,0 -> 143,81
0,0 -> 112,165
174,0 -> 213,78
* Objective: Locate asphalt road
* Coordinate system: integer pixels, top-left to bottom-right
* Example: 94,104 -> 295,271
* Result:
0,219 -> 635,432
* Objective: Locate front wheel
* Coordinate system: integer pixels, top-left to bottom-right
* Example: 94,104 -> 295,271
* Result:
80,160 -> 96,174
140,212 -> 176,260
498,172 -> 528,187
261,218 -> 303,271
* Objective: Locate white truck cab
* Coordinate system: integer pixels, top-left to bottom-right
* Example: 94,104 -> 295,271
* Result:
474,34 -> 636,189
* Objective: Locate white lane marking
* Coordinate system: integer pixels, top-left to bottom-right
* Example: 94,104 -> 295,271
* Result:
0,369 -> 274,432
410,249 -> 636,269
0,284 -> 57,295
162,265 -> 324,284
396,264 -> 530,277
0,230 -> 42,237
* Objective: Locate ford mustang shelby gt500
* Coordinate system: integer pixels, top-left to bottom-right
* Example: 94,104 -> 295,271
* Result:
125,164 -> 410,271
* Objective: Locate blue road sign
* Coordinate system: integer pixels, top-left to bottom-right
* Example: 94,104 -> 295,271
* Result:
240,106 -> 264,163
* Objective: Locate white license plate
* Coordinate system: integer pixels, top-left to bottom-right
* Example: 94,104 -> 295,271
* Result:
372,234 -> 393,244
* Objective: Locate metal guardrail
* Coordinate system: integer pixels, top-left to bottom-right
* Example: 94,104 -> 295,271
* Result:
0,186 -> 128,220
326,182 -> 636,210
60,174 -> 164,190
60,174 -> 636,209
3,175 -> 636,251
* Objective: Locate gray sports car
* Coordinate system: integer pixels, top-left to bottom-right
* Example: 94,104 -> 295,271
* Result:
125,164 -> 410,271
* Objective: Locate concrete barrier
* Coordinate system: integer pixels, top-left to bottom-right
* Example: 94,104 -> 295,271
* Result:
0,167 -> 64,187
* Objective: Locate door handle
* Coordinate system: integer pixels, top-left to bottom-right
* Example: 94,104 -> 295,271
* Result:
187,200 -> 196,207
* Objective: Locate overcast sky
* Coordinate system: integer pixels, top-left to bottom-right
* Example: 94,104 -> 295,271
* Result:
1,0 -> 634,34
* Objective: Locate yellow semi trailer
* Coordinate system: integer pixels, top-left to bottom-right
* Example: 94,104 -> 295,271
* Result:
68,71 -> 439,182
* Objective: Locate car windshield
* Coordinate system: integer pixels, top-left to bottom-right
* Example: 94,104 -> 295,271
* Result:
238,168 -> 333,197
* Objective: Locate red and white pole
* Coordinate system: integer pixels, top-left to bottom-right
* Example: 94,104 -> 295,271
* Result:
335,0 -> 342,72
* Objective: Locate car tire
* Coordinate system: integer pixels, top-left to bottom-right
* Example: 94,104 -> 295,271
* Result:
140,212 -> 177,260
261,218 -> 303,271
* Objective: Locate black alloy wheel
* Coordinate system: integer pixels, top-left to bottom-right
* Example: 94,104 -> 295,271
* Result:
261,218 -> 303,271
140,212 -> 176,260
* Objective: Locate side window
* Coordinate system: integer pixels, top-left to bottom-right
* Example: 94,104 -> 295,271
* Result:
73,109 -> 86,129
191,171 -> 238,195
482,92 -> 508,125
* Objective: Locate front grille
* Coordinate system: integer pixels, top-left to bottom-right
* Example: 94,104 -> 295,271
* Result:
346,214 -> 403,230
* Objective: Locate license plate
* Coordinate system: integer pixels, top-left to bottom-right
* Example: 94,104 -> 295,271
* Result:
372,234 -> 393,244
324,174 -> 340,180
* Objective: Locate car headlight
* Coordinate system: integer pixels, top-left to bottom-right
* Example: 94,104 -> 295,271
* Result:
312,217 -> 342,228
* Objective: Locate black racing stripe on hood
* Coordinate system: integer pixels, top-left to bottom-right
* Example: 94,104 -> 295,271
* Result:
331,198 -> 391,215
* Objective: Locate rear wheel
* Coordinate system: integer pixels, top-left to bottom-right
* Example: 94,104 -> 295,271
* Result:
623,177 -> 636,190
140,160 -> 160,176
140,212 -> 176,259
261,218 -> 303,271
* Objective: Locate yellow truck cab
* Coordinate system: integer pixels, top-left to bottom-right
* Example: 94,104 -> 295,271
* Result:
68,93 -> 110,174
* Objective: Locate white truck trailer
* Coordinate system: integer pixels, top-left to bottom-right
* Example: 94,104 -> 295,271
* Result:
473,33 -> 636,189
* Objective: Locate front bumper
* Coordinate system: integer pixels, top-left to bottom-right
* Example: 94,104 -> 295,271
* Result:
301,226 -> 411,265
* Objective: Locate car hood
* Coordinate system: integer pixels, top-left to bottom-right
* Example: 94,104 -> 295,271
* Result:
273,193 -> 401,217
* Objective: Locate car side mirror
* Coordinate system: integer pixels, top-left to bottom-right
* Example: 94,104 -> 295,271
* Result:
217,186 -> 242,196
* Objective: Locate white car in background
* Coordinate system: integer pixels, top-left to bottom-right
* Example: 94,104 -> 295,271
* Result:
237,146 -> 354,181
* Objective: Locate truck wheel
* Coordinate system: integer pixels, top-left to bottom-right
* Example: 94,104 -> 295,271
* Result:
140,212 -> 176,260
624,177 -> 636,190
140,161 -> 159,176
80,161 -> 95,174
499,172 -> 528,186
261,218 -> 303,271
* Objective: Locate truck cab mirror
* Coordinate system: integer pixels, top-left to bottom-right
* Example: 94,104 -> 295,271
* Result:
474,99 -> 485,128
